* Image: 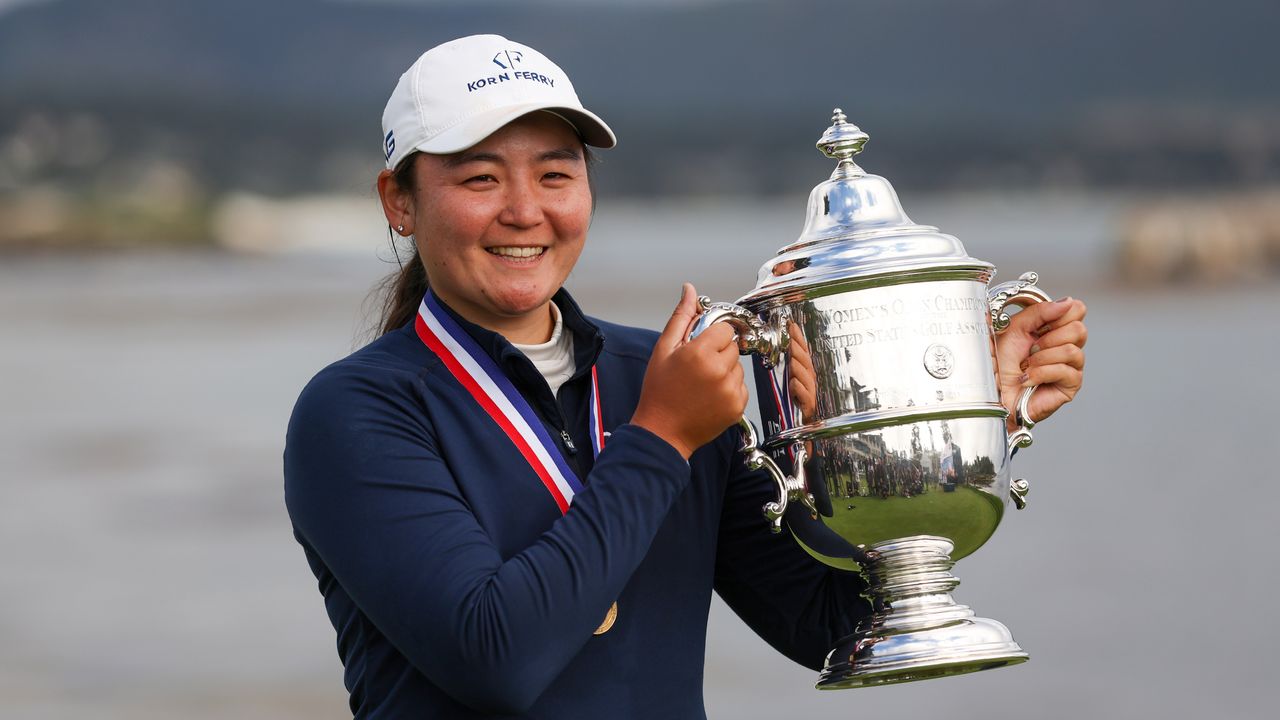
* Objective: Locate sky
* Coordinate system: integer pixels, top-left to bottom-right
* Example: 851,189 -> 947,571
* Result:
0,0 -> 40,14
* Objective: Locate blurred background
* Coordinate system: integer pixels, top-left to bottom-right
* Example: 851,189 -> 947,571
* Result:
2,0 -> 1277,718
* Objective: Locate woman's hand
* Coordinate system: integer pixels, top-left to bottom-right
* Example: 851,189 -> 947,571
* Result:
995,296 -> 1088,430
785,322 -> 819,457
786,321 -> 818,424
632,284 -> 749,459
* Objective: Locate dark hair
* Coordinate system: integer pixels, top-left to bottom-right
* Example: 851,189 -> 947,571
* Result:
374,153 -> 429,336
372,144 -> 598,337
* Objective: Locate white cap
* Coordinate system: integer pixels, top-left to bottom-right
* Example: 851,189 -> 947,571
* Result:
381,34 -> 617,169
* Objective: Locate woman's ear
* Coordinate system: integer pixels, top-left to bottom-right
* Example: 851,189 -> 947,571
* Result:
377,167 -> 414,236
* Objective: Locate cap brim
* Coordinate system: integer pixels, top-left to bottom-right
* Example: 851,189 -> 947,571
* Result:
414,102 -> 617,155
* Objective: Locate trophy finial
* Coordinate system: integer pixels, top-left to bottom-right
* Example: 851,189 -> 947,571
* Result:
816,108 -> 869,177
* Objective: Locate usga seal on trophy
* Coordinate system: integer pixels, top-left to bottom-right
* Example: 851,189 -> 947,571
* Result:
689,109 -> 1061,689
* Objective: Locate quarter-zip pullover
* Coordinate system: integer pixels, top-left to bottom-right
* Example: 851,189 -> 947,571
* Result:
284,289 -> 871,719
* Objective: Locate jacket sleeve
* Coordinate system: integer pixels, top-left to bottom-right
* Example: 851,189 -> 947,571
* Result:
283,365 -> 690,714
710,433 -> 873,671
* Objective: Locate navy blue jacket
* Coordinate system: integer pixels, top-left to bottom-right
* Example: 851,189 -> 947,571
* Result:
284,289 -> 870,718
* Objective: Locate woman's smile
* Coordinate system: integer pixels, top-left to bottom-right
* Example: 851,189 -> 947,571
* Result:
486,245 -> 548,262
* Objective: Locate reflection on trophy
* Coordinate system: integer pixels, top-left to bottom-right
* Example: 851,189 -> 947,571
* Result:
691,110 -> 1055,689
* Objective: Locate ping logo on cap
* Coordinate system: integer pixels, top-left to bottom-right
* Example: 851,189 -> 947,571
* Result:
492,50 -> 524,70
384,131 -> 396,161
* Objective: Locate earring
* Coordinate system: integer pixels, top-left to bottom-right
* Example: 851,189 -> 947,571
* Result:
396,224 -> 406,234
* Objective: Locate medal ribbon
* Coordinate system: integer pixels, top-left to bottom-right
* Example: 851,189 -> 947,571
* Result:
415,291 -> 603,514
767,363 -> 795,432
767,362 -> 799,462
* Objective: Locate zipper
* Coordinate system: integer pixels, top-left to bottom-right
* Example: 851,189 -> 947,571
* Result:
559,429 -> 578,455
547,385 -> 579,456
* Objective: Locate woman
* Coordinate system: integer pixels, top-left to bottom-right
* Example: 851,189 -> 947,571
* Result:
284,35 -> 1087,719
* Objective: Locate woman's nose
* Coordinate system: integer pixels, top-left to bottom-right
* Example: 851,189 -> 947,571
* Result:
498,183 -> 544,228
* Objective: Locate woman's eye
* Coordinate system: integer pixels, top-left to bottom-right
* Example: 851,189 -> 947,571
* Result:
464,174 -> 496,185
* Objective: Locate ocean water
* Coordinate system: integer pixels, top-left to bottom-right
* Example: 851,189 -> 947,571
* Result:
2,195 -> 1275,719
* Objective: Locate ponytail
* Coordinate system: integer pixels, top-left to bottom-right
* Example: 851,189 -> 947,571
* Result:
372,152 -> 428,337
377,250 -> 428,336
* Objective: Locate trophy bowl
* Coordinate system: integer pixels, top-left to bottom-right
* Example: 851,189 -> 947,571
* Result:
690,110 -> 1054,689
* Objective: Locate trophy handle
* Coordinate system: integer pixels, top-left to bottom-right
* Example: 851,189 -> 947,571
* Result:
690,296 -> 817,532
987,272 -> 1052,510
688,296 -> 788,369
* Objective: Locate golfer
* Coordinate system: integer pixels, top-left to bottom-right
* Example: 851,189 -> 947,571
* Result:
284,34 -> 1088,719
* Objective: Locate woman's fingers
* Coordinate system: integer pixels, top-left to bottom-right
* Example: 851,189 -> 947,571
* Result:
1022,361 -> 1082,392
789,376 -> 816,421
788,322 -> 814,369
785,323 -> 818,418
1020,343 -> 1085,373
1006,296 -> 1074,338
694,322 -> 739,355
1032,319 -> 1088,354
1031,299 -> 1088,344
994,297 -> 1088,428
1021,361 -> 1084,421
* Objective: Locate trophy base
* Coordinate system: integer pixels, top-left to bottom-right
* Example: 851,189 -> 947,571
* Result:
817,536 -> 1028,690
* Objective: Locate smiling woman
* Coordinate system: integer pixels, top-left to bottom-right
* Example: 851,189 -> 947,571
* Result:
281,33 -> 1086,720
284,35 -> 796,719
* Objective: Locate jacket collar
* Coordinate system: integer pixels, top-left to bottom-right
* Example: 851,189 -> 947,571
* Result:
428,287 -> 605,392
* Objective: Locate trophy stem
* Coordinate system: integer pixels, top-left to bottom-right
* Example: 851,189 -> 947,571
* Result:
817,536 -> 1028,690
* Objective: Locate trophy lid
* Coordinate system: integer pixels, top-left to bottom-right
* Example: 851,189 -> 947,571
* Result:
740,110 -> 992,306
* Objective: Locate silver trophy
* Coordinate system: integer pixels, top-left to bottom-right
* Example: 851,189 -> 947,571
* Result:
690,110 -> 1054,689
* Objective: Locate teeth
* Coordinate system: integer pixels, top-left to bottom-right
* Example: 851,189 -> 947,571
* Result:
487,246 -> 545,258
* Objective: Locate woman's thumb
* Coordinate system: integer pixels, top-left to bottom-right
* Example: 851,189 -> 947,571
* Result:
656,283 -> 698,351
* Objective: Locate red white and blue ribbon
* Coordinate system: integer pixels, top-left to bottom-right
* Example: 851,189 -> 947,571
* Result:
415,291 -> 603,514
767,363 -> 795,432
766,362 -> 798,462
587,365 -> 605,457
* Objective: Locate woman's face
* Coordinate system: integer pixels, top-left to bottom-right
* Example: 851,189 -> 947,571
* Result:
404,112 -> 592,337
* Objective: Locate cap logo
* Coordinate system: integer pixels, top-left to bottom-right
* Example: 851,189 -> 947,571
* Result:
384,130 -> 396,161
492,50 -> 523,70
465,67 -> 556,93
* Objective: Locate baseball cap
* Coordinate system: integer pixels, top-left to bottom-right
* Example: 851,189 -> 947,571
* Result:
381,34 -> 617,169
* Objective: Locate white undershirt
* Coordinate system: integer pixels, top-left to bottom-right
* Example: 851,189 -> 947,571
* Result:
511,302 -> 576,397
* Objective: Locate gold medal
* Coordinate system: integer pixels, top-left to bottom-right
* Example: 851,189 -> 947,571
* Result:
593,601 -> 618,635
